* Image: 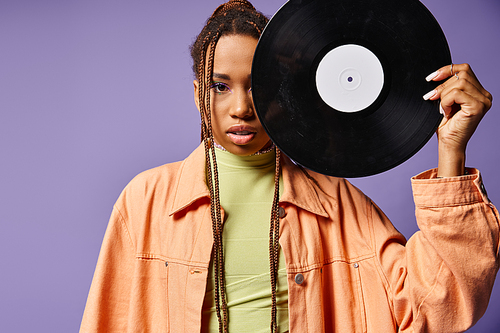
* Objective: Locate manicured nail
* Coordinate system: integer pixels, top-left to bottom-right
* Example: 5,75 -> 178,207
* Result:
425,70 -> 440,82
439,103 -> 447,119
423,89 -> 437,100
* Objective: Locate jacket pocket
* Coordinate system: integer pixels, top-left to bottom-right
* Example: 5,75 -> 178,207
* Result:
129,254 -> 169,332
319,261 -> 368,332
353,261 -> 368,333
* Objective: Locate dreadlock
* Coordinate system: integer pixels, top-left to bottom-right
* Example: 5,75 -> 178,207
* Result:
189,1 -> 283,332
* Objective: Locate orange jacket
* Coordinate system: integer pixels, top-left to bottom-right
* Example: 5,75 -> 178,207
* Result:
81,145 -> 499,332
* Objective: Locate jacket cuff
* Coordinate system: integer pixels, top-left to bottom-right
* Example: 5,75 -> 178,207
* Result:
411,168 -> 490,207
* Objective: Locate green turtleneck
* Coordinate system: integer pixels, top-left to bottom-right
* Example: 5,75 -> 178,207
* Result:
202,147 -> 288,333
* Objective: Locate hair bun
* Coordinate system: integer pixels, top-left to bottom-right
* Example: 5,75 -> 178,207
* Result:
210,0 -> 256,20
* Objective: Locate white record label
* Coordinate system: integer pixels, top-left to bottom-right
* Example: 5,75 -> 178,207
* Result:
315,44 -> 384,113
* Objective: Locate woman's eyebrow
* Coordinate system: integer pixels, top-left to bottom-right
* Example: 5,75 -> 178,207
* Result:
213,73 -> 230,80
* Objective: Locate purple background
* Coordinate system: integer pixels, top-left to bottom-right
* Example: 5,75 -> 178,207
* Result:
1,0 -> 499,332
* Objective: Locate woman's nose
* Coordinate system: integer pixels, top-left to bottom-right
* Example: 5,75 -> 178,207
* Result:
230,89 -> 254,119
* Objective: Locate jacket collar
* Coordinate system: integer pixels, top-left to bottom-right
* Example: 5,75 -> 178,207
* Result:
280,156 -> 328,218
169,144 -> 210,215
169,144 -> 328,218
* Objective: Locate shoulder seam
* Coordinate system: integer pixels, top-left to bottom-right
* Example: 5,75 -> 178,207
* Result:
114,205 -> 136,250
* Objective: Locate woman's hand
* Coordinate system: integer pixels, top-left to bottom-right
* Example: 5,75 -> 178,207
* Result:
423,63 -> 492,177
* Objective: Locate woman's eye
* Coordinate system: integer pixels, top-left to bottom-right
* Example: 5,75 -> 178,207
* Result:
210,82 -> 231,94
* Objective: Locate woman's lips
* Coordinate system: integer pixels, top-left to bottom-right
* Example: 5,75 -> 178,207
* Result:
227,125 -> 257,145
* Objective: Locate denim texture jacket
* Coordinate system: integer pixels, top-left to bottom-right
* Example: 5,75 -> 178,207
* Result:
81,144 -> 499,332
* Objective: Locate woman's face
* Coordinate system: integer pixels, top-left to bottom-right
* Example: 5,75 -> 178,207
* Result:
194,34 -> 272,156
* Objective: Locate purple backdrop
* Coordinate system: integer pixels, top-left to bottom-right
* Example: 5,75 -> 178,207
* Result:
1,0 -> 499,332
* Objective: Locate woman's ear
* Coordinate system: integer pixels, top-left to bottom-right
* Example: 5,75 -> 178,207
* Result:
193,80 -> 200,111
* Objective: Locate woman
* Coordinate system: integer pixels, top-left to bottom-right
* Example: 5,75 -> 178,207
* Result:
80,1 -> 498,332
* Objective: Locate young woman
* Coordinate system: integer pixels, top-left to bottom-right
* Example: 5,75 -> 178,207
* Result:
80,1 -> 497,332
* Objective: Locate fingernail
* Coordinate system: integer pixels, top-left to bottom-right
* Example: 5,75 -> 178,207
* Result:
439,103 -> 448,119
425,70 -> 440,82
423,89 -> 437,100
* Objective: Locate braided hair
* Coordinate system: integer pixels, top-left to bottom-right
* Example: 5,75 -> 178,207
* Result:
189,1 -> 282,332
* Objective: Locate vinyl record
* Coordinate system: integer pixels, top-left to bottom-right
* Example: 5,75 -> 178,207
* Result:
251,0 -> 451,177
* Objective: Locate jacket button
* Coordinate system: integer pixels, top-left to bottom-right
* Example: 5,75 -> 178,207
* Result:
294,273 -> 304,285
279,207 -> 286,218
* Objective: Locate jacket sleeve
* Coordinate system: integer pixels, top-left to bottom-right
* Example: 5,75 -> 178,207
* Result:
373,168 -> 500,332
80,206 -> 136,332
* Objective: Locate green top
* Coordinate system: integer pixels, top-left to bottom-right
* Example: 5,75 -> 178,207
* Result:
202,147 -> 288,332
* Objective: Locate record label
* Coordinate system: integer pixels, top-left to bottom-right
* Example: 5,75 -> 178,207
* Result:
316,44 -> 384,113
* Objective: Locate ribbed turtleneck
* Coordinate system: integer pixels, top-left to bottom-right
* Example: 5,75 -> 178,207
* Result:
202,147 -> 288,333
